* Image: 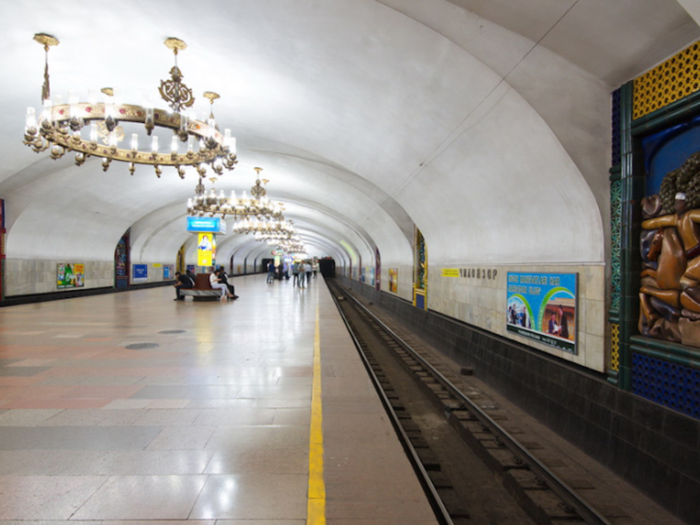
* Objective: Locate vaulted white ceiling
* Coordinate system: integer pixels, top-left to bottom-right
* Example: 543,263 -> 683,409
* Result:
0,0 -> 697,269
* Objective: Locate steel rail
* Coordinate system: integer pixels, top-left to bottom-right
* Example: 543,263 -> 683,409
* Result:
328,289 -> 455,525
342,289 -> 612,525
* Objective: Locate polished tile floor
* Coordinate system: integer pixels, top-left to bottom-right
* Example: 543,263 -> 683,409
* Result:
0,275 -> 437,524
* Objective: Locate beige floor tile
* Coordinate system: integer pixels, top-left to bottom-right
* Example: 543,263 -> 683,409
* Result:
205,448 -> 308,475
0,408 -> 64,426
0,475 -> 106,520
189,474 -> 308,520
71,475 -> 207,520
145,426 -> 216,450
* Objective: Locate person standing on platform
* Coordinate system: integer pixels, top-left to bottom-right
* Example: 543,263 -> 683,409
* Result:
312,260 -> 318,279
292,261 -> 300,286
267,261 -> 275,283
304,260 -> 313,284
173,271 -> 194,301
298,265 -> 306,289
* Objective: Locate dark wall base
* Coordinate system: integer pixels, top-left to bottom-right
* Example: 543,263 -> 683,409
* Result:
1,280 -> 175,308
0,271 -> 265,308
336,276 -> 700,523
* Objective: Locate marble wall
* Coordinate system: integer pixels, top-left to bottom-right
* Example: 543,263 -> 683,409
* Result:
5,259 -> 114,296
4,260 -> 177,296
370,264 -> 606,373
381,265 -> 414,303
427,264 -> 606,372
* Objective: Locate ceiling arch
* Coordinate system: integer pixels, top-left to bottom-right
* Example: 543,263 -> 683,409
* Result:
0,0 -> 696,275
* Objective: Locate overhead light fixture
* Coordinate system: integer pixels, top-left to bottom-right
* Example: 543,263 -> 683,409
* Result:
23,33 -> 237,178
187,167 -> 285,220
232,217 -> 295,236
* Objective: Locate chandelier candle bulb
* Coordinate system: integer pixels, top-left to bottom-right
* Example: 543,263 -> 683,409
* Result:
170,136 -> 178,154
151,136 -> 159,153
131,133 -> 138,152
40,99 -> 51,123
25,107 -> 37,131
90,123 -> 98,143
68,91 -> 79,115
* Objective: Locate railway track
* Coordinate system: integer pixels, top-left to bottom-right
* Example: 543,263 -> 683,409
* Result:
328,280 -> 612,525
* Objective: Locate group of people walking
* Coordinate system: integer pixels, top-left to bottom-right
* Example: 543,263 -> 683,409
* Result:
267,260 -> 317,287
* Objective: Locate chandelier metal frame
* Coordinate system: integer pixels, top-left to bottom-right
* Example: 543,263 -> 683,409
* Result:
23,34 -> 237,178
187,167 -> 285,220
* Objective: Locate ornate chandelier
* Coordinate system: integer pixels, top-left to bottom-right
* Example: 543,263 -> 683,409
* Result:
254,230 -> 297,243
187,167 -> 285,220
23,34 -> 237,178
232,217 -> 295,236
275,238 -> 307,254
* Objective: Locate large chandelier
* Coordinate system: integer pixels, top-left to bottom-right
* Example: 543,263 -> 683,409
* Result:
254,230 -> 297,243
187,167 -> 285,220
233,217 -> 295,236
275,238 -> 307,254
23,34 -> 237,178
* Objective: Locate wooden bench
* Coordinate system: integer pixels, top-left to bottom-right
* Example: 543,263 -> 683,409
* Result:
179,274 -> 223,301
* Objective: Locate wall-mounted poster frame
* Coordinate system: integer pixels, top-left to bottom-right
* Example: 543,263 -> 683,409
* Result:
133,264 -> 148,281
57,263 -> 85,289
388,268 -> 398,293
163,265 -> 174,279
506,272 -> 578,354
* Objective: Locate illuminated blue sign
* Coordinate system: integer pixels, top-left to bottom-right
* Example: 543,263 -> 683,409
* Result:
187,217 -> 226,234
133,264 -> 148,280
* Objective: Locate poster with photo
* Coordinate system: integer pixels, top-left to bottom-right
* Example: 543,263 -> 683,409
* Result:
57,263 -> 85,289
197,233 -> 215,267
388,268 -> 398,293
506,272 -> 577,354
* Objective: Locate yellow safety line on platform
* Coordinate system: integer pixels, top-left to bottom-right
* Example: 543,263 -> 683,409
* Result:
307,305 -> 326,524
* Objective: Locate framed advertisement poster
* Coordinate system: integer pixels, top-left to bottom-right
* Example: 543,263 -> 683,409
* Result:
57,263 -> 85,289
506,272 -> 577,354
163,265 -> 174,279
197,233 -> 215,267
133,264 -> 148,280
388,268 -> 398,293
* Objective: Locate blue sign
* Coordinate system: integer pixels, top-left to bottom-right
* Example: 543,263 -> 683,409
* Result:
506,272 -> 577,354
187,216 -> 226,234
133,264 -> 148,280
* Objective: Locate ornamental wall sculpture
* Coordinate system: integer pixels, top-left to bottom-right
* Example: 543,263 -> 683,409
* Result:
640,151 -> 700,346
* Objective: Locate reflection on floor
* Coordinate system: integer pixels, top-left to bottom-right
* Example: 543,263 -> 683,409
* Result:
0,275 -> 436,524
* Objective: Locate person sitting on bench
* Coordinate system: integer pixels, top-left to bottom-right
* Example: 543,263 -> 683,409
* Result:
174,271 -> 194,301
210,269 -> 234,301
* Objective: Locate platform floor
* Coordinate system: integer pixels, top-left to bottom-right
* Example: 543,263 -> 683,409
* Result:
0,275 -> 437,524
